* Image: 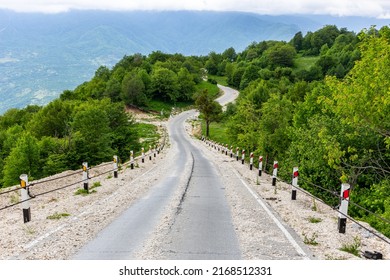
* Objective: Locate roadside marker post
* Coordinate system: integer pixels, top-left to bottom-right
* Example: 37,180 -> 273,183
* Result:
250,152 -> 254,170
292,167 -> 298,200
338,183 -> 350,234
149,145 -> 152,160
241,149 -> 245,164
113,155 -> 118,178
258,156 -> 263,176
130,151 -> 134,169
20,174 -> 31,223
225,144 -> 228,155
82,162 -> 89,192
272,161 -> 278,186
154,145 -> 157,157
236,147 -> 239,161
230,145 -> 233,158
141,148 -> 145,163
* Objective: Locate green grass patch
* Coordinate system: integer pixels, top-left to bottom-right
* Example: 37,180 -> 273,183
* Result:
208,75 -> 228,86
47,212 -> 70,220
195,81 -> 220,98
146,99 -> 193,117
201,120 -> 231,144
294,55 -> 319,71
308,216 -> 322,223
339,236 -> 361,257
134,122 -> 160,153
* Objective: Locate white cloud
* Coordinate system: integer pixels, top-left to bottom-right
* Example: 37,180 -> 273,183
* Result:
0,0 -> 389,18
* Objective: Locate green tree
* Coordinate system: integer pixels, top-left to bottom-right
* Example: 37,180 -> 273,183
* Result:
121,73 -> 147,106
3,133 -> 40,186
177,67 -> 196,101
150,67 -> 179,102
195,90 -> 222,137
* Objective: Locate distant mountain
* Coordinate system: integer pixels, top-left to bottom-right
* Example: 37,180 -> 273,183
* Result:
0,10 -> 388,113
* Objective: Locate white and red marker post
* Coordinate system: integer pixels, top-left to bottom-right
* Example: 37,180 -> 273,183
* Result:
82,162 -> 89,192
272,161 -> 278,186
292,167 -> 298,200
338,183 -> 350,233
130,150 -> 134,169
20,174 -> 31,223
241,149 -> 245,164
113,155 -> 118,178
258,156 -> 263,176
250,152 -> 254,170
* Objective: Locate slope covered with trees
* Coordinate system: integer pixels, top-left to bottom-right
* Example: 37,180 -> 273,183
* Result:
205,25 -> 390,237
1,24 -> 389,238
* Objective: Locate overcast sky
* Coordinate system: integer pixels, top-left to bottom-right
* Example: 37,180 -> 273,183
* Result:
0,0 -> 390,18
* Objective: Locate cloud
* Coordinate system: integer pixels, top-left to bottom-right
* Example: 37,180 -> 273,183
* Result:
0,0 -> 389,18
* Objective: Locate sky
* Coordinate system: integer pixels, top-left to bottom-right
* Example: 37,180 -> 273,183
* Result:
0,0 -> 390,18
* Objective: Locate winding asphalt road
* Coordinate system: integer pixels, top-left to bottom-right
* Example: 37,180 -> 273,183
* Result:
73,85 -> 311,260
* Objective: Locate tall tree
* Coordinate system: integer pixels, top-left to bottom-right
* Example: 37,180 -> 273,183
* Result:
195,90 -> 222,137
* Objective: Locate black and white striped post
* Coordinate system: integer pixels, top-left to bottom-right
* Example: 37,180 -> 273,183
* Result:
149,145 -> 152,160
82,162 -> 89,192
20,174 -> 31,223
130,151 -> 134,169
292,167 -> 298,200
249,152 -> 254,170
258,156 -> 263,176
241,149 -> 245,164
154,145 -> 157,157
230,145 -> 233,158
225,144 -> 228,155
141,147 -> 145,163
236,147 -> 239,161
221,143 -> 224,154
338,183 -> 350,234
272,161 -> 278,186
113,155 -> 118,178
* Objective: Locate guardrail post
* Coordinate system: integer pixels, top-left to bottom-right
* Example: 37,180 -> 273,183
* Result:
338,183 -> 350,234
272,161 -> 278,186
250,152 -> 254,170
141,147 -> 145,163
82,162 -> 89,192
236,147 -> 239,161
258,156 -> 263,176
241,149 -> 245,164
292,167 -> 298,200
113,155 -> 118,178
130,151 -> 134,169
20,174 -> 31,223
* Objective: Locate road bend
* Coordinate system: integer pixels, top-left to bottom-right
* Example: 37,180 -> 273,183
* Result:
73,85 -> 240,260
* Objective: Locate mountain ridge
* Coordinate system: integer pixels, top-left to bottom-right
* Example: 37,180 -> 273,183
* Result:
0,10 -> 389,113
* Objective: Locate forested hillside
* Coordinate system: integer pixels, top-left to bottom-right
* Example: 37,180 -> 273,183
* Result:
204,25 -> 390,237
0,51 -> 215,187
0,24 -> 389,237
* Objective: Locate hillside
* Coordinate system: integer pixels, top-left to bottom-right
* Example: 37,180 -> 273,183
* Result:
1,10 -> 389,113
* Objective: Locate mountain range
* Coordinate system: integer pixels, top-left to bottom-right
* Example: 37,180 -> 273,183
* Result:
0,10 -> 389,113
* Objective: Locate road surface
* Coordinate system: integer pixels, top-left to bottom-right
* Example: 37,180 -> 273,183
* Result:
73,85 -> 312,260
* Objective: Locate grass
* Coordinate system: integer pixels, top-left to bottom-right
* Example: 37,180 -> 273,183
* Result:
339,236 -> 361,257
201,120 -> 231,145
195,80 -> 220,98
47,212 -> 70,220
308,216 -> 322,223
208,75 -> 228,86
302,232 -> 319,246
294,55 -> 320,71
